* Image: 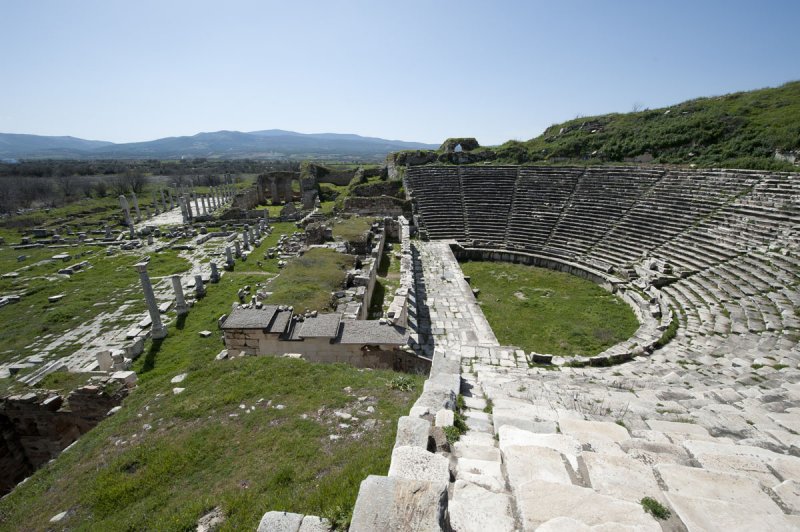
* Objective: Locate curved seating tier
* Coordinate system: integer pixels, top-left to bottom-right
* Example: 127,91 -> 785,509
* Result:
407,165 -> 799,350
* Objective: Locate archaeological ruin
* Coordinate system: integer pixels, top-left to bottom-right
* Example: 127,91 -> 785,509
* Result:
0,160 -> 798,531
342,164 -> 800,531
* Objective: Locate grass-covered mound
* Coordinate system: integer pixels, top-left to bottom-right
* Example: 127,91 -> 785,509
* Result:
492,81 -> 800,170
460,261 -> 638,356
0,257 -> 423,529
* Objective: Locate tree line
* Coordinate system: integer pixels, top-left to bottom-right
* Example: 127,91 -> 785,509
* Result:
0,159 -> 301,214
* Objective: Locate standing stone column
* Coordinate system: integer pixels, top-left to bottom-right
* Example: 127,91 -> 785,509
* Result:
120,195 -> 136,239
184,195 -> 193,221
193,193 -> 200,215
284,180 -> 293,204
242,228 -> 250,250
167,189 -> 175,209
135,262 -> 167,339
194,275 -> 206,297
171,275 -> 189,316
225,246 -> 235,268
179,199 -> 188,224
210,262 -> 220,283
202,194 -> 209,215
120,195 -> 132,225
131,192 -> 142,222
234,240 -> 242,258
161,189 -> 168,212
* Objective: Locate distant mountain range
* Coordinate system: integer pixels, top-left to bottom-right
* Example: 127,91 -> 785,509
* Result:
0,130 -> 438,161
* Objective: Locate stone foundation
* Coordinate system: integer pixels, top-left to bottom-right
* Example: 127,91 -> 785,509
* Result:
0,383 -> 128,494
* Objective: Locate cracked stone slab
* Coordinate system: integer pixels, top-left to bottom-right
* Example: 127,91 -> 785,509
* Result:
515,479 -> 660,531
498,425 -> 582,471
349,475 -> 448,532
257,511 -> 303,532
448,480 -> 515,532
503,444 -> 572,493
394,416 -> 430,449
388,446 -> 450,484
582,452 -> 665,504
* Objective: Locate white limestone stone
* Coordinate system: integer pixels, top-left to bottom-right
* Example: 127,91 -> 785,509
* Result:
456,457 -> 503,484
388,446 -> 449,484
49,511 -> 68,523
772,479 -> 800,514
655,463 -> 785,516
394,416 -> 430,449
448,480 -> 515,532
582,452 -> 665,504
645,419 -> 710,436
435,409 -> 454,427
515,479 -> 660,531
298,515 -> 332,532
111,370 -> 137,387
453,441 -> 501,461
349,475 -> 447,532
503,444 -> 572,493
559,418 -> 631,444
498,425 -> 581,470
256,511 -> 303,532
536,516 -> 652,532
664,492 -> 795,532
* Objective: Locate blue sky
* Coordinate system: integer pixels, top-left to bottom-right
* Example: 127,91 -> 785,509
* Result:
1,0 -> 798,146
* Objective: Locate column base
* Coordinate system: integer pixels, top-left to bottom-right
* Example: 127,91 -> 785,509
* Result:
151,324 -> 168,339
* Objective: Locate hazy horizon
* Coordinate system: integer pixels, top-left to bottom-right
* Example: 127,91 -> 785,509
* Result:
2,0 -> 799,146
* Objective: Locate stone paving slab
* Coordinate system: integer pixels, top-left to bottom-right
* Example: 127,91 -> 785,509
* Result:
515,479 -> 661,531
448,480 -> 516,532
503,445 -> 572,492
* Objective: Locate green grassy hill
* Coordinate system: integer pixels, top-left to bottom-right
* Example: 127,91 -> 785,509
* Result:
488,81 -> 800,170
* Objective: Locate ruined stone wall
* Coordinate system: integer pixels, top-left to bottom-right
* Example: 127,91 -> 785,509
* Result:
318,170 -> 357,186
222,331 -> 429,372
230,184 -> 265,211
0,385 -> 127,494
385,216 -> 412,328
343,196 -> 407,216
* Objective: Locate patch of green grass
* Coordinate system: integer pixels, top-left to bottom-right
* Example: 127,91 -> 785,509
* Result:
483,398 -> 494,414
641,497 -> 671,520
0,263 -> 423,530
37,370 -> 93,392
264,247 -> 354,312
459,261 -> 638,357
332,217 -> 374,242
